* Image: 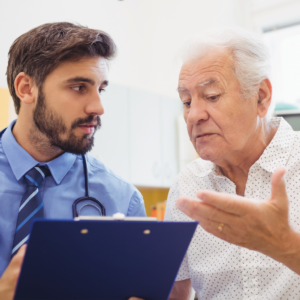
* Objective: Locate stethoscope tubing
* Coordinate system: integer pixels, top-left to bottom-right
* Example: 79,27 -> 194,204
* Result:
72,155 -> 106,218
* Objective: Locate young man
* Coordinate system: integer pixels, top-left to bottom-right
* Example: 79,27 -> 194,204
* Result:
0,22 -> 146,299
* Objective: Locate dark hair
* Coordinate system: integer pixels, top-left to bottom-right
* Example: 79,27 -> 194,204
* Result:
6,22 -> 116,114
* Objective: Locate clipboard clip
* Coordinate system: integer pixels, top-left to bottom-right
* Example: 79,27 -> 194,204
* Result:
74,213 -> 158,221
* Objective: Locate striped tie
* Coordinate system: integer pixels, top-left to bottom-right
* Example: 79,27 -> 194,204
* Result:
11,165 -> 50,256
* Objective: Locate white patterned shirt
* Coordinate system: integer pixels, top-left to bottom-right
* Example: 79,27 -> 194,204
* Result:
165,117 -> 300,300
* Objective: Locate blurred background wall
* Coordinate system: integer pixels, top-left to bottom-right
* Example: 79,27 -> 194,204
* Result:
0,0 -> 251,97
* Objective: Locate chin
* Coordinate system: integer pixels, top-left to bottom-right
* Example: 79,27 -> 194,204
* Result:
198,153 -> 212,161
197,148 -> 220,162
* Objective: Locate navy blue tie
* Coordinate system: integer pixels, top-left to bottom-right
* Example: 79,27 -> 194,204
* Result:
11,165 -> 50,256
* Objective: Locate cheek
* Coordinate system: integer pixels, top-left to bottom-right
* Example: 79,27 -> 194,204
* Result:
186,123 -> 194,142
183,111 -> 194,140
214,109 -> 256,148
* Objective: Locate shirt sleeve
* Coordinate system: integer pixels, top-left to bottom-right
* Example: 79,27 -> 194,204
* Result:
127,190 -> 147,216
165,177 -> 191,281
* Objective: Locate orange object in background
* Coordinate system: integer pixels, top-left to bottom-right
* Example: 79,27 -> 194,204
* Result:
0,88 -> 10,130
156,201 -> 166,220
136,187 -> 169,216
151,206 -> 157,218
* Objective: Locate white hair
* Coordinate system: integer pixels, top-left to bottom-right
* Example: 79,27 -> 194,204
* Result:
180,28 -> 271,100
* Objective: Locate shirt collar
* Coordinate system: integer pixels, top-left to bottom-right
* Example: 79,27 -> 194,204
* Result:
255,117 -> 296,173
2,120 -> 77,184
194,117 -> 295,178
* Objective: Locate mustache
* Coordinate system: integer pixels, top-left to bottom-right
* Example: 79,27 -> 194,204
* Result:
71,115 -> 101,130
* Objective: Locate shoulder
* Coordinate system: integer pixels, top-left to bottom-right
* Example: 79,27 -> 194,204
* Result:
173,158 -> 214,188
0,138 -> 7,166
165,158 -> 213,222
0,138 -> 3,153
289,131 -> 300,162
286,131 -> 300,172
86,153 -> 130,185
85,154 -> 144,203
292,131 -> 300,146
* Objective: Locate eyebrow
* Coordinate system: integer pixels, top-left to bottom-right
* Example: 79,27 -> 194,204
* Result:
177,78 -> 219,93
198,79 -> 218,87
65,77 -> 109,87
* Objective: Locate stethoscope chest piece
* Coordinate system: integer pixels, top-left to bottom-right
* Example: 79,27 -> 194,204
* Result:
72,196 -> 106,218
72,155 -> 106,218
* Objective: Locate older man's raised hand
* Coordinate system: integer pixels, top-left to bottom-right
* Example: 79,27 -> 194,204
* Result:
177,167 -> 300,275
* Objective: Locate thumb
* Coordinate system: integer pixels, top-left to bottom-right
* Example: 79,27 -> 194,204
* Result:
270,166 -> 288,209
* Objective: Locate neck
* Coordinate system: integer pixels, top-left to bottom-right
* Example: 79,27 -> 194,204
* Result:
216,118 -> 277,196
12,117 -> 64,162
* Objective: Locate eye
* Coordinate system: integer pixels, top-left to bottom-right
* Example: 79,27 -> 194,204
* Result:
99,88 -> 106,94
207,95 -> 220,101
183,101 -> 191,107
71,85 -> 85,92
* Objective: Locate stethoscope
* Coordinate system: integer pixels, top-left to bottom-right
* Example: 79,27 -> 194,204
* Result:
72,154 -> 106,218
0,127 -> 106,218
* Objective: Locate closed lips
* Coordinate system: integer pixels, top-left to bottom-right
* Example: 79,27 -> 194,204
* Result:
197,133 -> 214,137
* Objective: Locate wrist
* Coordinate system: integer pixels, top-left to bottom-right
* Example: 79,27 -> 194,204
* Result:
273,229 -> 300,272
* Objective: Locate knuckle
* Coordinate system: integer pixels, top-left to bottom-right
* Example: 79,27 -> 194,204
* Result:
187,201 -> 202,219
208,206 -> 218,221
200,220 -> 208,231
224,197 -> 235,211
226,230 -> 245,247
204,219 -> 214,232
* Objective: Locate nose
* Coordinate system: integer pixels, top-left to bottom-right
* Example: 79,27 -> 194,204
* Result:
85,89 -> 105,116
186,97 -> 209,125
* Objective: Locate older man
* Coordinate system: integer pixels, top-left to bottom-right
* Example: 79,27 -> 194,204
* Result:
132,29 -> 300,300
158,29 -> 300,299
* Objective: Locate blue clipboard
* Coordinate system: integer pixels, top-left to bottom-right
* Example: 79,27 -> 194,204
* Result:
14,219 -> 197,300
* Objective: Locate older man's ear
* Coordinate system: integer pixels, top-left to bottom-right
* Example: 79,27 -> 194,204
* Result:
257,78 -> 272,118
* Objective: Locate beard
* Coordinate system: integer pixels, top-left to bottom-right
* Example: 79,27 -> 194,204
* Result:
32,89 -> 101,155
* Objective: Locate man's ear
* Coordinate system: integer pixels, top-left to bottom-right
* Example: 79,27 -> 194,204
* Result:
14,72 -> 37,106
257,78 -> 272,118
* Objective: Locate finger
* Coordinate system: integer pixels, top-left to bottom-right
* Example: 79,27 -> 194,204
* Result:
176,197 -> 239,225
197,216 -> 252,248
17,244 -> 27,256
195,190 -> 254,216
10,244 -> 27,267
196,215 -> 231,241
0,245 -> 26,288
270,167 -> 288,209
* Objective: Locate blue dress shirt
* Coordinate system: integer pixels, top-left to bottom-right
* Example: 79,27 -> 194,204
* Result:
0,120 -> 146,276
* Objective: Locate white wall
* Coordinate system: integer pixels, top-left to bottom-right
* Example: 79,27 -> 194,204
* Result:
0,0 -> 250,99
250,0 -> 300,33
2,0 -> 300,109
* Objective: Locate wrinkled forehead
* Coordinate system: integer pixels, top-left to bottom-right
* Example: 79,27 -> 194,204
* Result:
178,49 -> 235,90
